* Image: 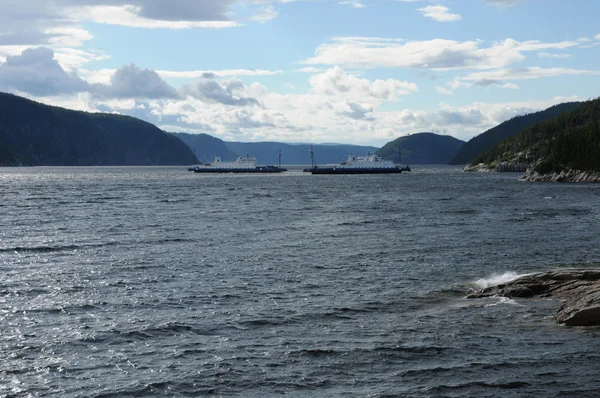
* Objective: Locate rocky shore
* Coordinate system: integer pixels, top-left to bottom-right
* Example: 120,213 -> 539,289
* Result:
520,167 -> 600,182
462,163 -> 495,172
468,269 -> 600,326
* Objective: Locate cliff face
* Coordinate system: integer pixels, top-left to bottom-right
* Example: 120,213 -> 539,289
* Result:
0,92 -> 196,166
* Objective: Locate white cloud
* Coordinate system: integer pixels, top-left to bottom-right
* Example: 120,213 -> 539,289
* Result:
294,67 -> 323,73
181,76 -> 263,106
436,86 -> 453,95
538,52 -> 570,59
309,66 -> 418,101
70,6 -> 239,29
94,63 -> 181,99
338,1 -> 367,8
0,47 -> 90,96
417,5 -> 461,22
303,37 -> 580,70
462,67 -> 600,82
157,69 -> 284,79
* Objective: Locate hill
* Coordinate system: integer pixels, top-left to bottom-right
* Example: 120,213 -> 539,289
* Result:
175,133 -> 239,163
0,92 -> 196,166
449,102 -> 582,165
471,97 -> 600,181
377,132 -> 465,164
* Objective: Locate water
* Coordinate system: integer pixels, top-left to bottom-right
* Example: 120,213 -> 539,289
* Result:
1,166 -> 600,397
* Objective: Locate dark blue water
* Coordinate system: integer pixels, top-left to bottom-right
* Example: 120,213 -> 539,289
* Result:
2,166 -> 600,397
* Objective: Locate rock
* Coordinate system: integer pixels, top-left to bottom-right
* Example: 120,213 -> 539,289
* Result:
520,165 -> 600,183
467,269 -> 600,326
463,163 -> 495,172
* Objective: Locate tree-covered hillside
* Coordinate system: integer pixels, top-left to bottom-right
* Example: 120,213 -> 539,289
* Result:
472,97 -> 600,174
0,92 -> 196,166
450,102 -> 582,165
175,133 -> 239,163
377,132 -> 464,164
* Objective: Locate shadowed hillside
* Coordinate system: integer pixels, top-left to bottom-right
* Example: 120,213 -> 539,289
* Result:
471,97 -> 600,179
449,102 -> 582,165
377,133 -> 464,164
0,92 -> 196,166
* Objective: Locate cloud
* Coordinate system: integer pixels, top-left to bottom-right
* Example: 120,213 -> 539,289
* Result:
417,5 -> 461,22
462,67 -> 600,82
294,67 -> 323,73
436,86 -> 453,95
538,52 -> 570,59
303,36 -> 580,70
309,66 -> 418,100
0,0 -> 292,46
94,64 -> 181,99
181,76 -> 263,106
338,1 -> 367,8
0,47 -> 89,96
345,102 -> 374,119
157,69 -> 284,79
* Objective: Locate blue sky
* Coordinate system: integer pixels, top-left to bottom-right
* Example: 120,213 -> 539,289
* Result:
0,0 -> 598,145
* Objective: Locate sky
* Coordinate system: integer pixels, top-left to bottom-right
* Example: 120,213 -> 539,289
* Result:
0,0 -> 598,146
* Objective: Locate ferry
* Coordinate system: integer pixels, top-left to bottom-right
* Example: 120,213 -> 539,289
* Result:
303,149 -> 410,175
192,154 -> 287,173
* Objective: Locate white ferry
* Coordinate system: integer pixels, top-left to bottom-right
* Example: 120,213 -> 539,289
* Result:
304,150 -> 410,174
192,156 -> 287,173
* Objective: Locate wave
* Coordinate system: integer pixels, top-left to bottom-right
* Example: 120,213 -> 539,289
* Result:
473,272 -> 528,289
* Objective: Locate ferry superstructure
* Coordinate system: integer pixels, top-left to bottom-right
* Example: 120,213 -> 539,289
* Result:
192,155 -> 287,173
303,150 -> 410,174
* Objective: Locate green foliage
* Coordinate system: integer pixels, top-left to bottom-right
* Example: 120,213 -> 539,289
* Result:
377,132 -> 465,164
471,98 -> 600,173
450,102 -> 582,165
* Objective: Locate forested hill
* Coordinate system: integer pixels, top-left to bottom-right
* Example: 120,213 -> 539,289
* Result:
449,102 -> 582,165
0,92 -> 196,166
472,97 -> 600,175
175,133 -> 239,163
377,132 -> 465,164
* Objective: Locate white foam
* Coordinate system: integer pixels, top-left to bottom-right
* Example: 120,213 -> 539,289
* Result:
484,296 -> 519,307
474,272 -> 526,289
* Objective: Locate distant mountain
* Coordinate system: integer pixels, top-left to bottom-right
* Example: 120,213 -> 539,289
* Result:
224,141 -> 379,165
0,92 -> 196,166
471,97 -> 600,181
377,132 -> 465,164
449,102 -> 582,165
175,133 -> 239,163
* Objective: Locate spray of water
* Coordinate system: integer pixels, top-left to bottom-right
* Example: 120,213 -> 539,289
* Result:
473,272 -> 527,289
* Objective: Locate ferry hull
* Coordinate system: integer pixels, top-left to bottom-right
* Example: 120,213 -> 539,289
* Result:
194,167 -> 287,173
303,167 -> 403,174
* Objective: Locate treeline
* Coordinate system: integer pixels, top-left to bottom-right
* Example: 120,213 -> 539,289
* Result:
471,98 -> 600,173
451,102 -> 582,165
376,132 -> 465,164
0,92 -> 196,166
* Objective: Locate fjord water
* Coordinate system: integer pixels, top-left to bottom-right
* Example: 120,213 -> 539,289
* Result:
2,166 -> 600,397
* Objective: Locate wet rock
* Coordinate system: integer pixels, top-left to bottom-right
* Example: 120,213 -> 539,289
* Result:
520,167 -> 600,183
467,269 -> 600,326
